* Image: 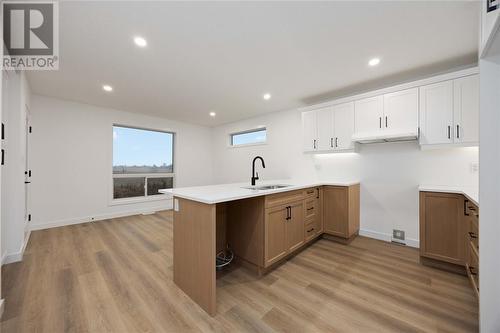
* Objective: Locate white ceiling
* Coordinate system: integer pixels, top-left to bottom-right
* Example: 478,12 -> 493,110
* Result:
27,1 -> 479,127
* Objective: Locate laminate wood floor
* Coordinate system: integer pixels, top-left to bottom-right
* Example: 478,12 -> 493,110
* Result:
1,211 -> 478,332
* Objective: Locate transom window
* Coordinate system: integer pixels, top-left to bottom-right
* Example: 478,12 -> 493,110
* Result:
230,128 -> 267,146
112,125 -> 174,200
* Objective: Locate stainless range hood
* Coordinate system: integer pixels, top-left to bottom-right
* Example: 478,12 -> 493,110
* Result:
352,131 -> 419,144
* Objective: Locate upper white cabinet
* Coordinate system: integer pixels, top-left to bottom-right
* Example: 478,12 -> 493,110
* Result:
383,88 -> 419,135
302,102 -> 354,152
420,74 -> 479,147
353,88 -> 419,140
302,110 -> 317,152
453,75 -> 479,145
302,69 -> 478,152
333,102 -> 355,150
354,96 -> 384,136
316,107 -> 334,151
419,81 -> 454,145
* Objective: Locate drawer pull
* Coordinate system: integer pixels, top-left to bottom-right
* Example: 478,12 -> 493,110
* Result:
464,199 -> 469,216
307,190 -> 314,194
468,232 -> 478,239
469,266 -> 477,276
307,228 -> 315,233
307,207 -> 314,211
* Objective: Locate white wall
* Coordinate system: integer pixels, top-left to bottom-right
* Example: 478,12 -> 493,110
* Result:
211,108 -> 479,246
29,95 -> 213,230
1,71 -> 31,264
479,53 -> 500,332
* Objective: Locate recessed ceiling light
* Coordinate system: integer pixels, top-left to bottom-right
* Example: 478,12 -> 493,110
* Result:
209,111 -> 216,117
102,84 -> 113,92
263,93 -> 271,100
368,58 -> 381,66
133,36 -> 147,48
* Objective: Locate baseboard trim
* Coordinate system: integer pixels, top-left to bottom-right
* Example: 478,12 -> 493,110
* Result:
0,299 -> 5,320
1,229 -> 32,265
28,204 -> 172,231
359,228 -> 419,248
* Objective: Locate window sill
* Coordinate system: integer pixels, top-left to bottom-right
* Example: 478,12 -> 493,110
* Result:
228,142 -> 268,149
109,194 -> 172,206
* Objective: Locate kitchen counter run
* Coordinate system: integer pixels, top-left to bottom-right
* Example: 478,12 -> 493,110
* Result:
159,179 -> 360,204
418,185 -> 479,206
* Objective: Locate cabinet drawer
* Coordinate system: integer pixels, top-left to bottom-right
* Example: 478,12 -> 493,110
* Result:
265,190 -> 304,208
304,187 -> 320,199
467,218 -> 479,253
304,198 -> 319,220
466,242 -> 479,296
305,221 -> 317,241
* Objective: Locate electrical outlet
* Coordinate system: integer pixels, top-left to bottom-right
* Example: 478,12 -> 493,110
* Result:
470,162 -> 479,173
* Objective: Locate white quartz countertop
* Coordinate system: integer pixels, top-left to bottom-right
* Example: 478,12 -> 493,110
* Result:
418,185 -> 479,206
159,179 -> 360,204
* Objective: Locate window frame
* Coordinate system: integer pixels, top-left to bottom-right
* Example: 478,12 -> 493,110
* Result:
229,127 -> 267,148
110,124 -> 175,205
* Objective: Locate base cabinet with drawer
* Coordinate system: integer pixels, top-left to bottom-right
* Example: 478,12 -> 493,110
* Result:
465,200 -> 480,297
419,191 -> 479,298
263,185 -> 358,268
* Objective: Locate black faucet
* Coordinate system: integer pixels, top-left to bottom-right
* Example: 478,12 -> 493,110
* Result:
251,156 -> 266,186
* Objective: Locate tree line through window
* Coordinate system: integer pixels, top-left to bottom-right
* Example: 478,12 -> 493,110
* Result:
112,125 -> 174,199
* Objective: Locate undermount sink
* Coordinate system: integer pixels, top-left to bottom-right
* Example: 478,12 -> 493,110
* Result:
243,184 -> 291,190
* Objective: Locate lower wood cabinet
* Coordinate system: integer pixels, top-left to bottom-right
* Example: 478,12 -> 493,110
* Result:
264,200 -> 304,267
263,184 -> 359,268
323,185 -> 360,239
419,191 -> 479,298
419,192 -> 466,265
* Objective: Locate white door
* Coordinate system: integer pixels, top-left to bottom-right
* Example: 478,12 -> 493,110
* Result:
315,107 -> 334,151
383,88 -> 418,135
354,95 -> 384,136
453,75 -> 479,144
333,102 -> 354,150
419,81 -> 454,145
302,111 -> 317,151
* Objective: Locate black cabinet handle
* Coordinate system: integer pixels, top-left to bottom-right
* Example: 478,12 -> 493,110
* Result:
24,181 -> 31,184
330,138 -> 333,148
469,232 -> 478,239
1,149 -> 4,166
286,206 -> 292,220
307,228 -> 315,233
379,117 -> 382,128
316,188 -> 320,199
335,137 -> 338,148
464,199 -> 470,216
469,266 -> 477,276
385,116 -> 388,128
448,126 -> 451,139
307,207 -> 314,211
457,125 -> 460,139
313,139 -> 317,150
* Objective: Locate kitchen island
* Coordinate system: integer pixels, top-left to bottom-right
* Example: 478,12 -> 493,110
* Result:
160,180 -> 360,316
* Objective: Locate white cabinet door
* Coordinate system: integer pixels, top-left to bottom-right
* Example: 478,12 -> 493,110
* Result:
302,111 -> 317,151
316,107 -> 334,151
383,88 -> 418,134
453,75 -> 479,144
333,102 -> 354,150
419,81 -> 454,145
354,95 -> 383,136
